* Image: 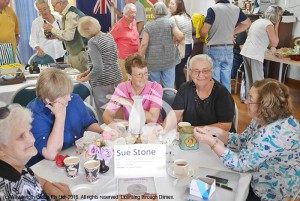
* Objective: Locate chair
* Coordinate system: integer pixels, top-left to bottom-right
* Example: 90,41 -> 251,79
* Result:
234,102 -> 239,131
234,62 -> 245,94
73,81 -> 94,106
186,56 -> 191,81
28,53 -> 55,65
84,102 -> 99,121
162,88 -> 177,121
10,84 -> 37,106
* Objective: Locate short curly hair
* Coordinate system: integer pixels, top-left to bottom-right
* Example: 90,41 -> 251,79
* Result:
253,79 -> 292,124
125,53 -> 148,75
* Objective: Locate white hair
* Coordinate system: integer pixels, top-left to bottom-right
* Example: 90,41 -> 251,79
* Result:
123,3 -> 136,16
0,102 -> 33,145
189,54 -> 213,70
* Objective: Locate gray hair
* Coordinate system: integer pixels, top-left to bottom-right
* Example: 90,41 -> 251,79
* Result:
189,54 -> 213,70
35,0 -> 48,6
0,102 -> 33,145
263,5 -> 282,24
123,3 -> 136,16
152,2 -> 168,16
78,16 -> 101,39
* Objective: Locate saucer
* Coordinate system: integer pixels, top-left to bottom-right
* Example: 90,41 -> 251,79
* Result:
71,184 -> 97,197
167,165 -> 194,178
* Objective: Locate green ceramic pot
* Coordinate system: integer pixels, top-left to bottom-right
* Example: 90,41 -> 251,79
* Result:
179,126 -> 199,150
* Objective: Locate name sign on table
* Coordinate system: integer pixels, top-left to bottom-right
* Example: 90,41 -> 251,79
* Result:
114,144 -> 166,178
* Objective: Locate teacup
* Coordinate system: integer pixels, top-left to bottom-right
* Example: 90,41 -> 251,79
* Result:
64,156 -> 80,178
84,160 -> 100,182
174,159 -> 189,175
178,122 -> 191,129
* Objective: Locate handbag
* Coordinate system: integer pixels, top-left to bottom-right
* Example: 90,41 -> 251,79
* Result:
0,43 -> 15,65
174,16 -> 186,59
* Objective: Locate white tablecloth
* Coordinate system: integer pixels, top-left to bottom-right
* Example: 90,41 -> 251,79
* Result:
31,142 -> 252,201
0,74 -> 78,104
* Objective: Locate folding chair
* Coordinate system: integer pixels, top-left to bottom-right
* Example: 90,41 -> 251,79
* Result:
10,84 -> 36,106
162,88 -> 177,121
73,81 -> 94,106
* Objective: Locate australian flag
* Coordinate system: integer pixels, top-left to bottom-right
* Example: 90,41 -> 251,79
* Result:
76,0 -> 115,32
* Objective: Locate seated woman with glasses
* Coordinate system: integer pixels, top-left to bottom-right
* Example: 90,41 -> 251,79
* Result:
27,68 -> 102,166
103,53 -> 163,125
163,54 -> 235,132
0,102 -> 71,200
194,79 -> 300,201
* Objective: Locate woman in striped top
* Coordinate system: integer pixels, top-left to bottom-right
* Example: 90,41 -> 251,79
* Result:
77,16 -> 123,124
169,0 -> 193,90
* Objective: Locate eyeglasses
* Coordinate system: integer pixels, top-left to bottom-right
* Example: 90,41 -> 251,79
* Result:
190,69 -> 212,76
245,98 -> 259,105
132,72 -> 149,78
0,105 -> 10,120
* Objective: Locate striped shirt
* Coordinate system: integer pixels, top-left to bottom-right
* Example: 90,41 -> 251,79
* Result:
88,33 -> 123,87
170,14 -> 193,45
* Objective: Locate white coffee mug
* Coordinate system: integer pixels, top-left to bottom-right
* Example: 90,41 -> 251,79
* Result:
173,159 -> 189,175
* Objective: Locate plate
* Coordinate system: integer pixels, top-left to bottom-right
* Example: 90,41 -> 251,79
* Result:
167,165 -> 194,178
71,184 -> 97,198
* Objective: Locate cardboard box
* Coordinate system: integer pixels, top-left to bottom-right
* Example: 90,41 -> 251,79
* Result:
190,177 -> 216,200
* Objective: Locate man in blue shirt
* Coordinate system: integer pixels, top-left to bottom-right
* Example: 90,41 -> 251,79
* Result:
200,0 -> 251,93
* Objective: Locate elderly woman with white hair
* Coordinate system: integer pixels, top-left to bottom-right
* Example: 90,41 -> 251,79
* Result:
110,3 -> 140,82
141,2 -> 184,91
163,54 -> 235,132
0,102 -> 71,200
29,0 -> 65,62
77,16 -> 122,123
241,5 -> 283,98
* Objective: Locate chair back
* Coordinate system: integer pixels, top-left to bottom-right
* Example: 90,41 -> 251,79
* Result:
234,102 -> 239,131
162,88 -> 177,121
10,84 -> 37,106
84,102 -> 98,121
28,53 -> 55,65
73,81 -> 93,106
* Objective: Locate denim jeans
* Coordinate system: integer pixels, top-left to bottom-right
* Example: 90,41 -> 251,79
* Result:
149,67 -> 175,94
207,46 -> 233,92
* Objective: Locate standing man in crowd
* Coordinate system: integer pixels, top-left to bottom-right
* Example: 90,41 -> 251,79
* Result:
44,0 -> 88,73
111,0 -> 146,39
0,0 -> 20,55
200,0 -> 251,93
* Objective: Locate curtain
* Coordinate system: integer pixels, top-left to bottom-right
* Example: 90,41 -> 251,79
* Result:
14,0 -> 38,64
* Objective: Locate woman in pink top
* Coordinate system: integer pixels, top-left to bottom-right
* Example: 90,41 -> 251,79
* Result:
110,3 -> 140,81
103,54 -> 163,125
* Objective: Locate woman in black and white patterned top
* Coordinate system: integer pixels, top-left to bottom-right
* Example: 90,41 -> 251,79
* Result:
77,16 -> 123,124
0,102 -> 71,201
169,0 -> 193,90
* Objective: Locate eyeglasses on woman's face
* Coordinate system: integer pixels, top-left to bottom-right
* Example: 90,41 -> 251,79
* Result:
132,72 -> 149,78
190,68 -> 212,76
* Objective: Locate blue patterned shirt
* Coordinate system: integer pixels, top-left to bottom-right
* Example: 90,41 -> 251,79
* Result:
220,116 -> 300,201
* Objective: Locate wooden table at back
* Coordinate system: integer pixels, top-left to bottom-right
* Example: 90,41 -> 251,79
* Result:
31,141 -> 252,201
264,51 -> 300,82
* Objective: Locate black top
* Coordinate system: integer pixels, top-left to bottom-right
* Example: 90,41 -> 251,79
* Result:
172,80 -> 235,132
0,160 -> 50,200
233,31 -> 247,54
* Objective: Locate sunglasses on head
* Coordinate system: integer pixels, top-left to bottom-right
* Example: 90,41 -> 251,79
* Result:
0,105 -> 10,120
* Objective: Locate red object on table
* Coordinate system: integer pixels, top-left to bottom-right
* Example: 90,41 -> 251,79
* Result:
55,154 -> 69,167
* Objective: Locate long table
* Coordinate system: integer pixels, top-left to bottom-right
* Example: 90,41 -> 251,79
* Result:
264,52 -> 300,82
31,142 -> 252,201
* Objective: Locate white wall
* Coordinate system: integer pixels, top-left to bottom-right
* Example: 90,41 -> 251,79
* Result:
277,0 -> 300,80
